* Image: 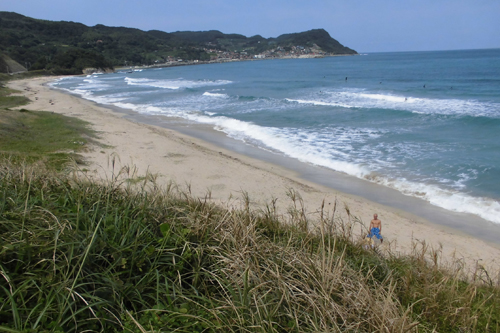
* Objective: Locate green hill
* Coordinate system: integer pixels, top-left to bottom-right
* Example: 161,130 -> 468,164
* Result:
0,11 -> 357,74
0,51 -> 27,74
273,29 -> 356,54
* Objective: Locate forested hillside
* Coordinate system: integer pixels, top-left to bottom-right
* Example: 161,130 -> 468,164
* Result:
0,11 -> 357,74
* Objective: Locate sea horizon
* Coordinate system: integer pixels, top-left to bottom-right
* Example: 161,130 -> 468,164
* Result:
360,47 -> 500,54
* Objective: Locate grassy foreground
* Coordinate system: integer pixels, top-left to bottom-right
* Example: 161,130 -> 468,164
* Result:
1,162 -> 499,333
1,82 -> 499,332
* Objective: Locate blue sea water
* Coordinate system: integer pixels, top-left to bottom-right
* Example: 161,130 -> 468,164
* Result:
52,49 -> 500,224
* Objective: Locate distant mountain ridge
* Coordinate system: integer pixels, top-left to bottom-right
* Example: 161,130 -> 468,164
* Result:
0,11 -> 357,74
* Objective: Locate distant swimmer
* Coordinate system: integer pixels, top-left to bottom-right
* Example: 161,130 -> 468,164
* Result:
423,84 -> 426,88
405,97 -> 407,102
345,76 -> 348,81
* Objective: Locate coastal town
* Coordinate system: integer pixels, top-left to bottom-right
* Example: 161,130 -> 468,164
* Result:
203,43 -> 329,61
136,44 -> 341,71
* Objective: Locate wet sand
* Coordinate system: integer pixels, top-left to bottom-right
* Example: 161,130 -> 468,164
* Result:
8,76 -> 500,275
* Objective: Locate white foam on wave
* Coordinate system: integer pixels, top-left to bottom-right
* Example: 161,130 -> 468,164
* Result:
197,119 -> 500,224
75,78 -> 111,92
358,93 -> 406,103
372,175 -> 500,224
125,77 -> 232,90
54,86 -> 128,106
454,169 -> 479,190
212,119 -> 370,177
321,89 -> 500,118
114,102 -> 166,114
48,77 -> 73,86
144,107 -> 376,177
286,98 -> 353,108
203,92 -> 229,98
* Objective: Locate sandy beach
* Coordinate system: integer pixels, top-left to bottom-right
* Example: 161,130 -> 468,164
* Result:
8,76 -> 500,275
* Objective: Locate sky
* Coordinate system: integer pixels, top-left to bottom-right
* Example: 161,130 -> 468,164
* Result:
1,0 -> 500,53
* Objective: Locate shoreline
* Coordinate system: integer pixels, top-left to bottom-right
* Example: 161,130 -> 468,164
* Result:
100,96 -> 500,246
112,53 -> 357,73
7,76 -> 500,274
119,108 -> 500,245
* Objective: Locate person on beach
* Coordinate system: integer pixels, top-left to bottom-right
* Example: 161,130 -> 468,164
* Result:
367,213 -> 383,243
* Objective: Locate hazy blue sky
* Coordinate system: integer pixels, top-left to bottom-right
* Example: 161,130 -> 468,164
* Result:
2,0 -> 499,52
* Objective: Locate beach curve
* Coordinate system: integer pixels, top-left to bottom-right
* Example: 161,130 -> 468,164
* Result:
7,76 -> 500,275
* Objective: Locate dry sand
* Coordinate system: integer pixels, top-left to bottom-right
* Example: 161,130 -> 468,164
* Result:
8,77 -> 500,276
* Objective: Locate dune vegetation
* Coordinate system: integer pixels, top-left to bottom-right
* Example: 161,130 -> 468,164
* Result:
1,83 -> 499,332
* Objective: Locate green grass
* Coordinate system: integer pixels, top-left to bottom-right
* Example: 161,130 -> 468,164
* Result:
0,70 -> 55,83
0,95 -> 30,109
0,108 -> 97,170
0,84 -> 99,170
0,162 -> 499,332
0,86 -> 30,109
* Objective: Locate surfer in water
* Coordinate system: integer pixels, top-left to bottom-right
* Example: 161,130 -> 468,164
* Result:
366,214 -> 383,243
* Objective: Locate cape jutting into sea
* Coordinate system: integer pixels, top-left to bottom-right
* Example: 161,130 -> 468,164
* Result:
52,49 -> 500,225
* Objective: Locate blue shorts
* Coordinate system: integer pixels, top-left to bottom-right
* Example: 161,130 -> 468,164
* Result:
367,227 -> 383,240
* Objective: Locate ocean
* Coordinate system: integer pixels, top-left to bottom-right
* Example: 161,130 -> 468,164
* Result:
52,49 -> 500,225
